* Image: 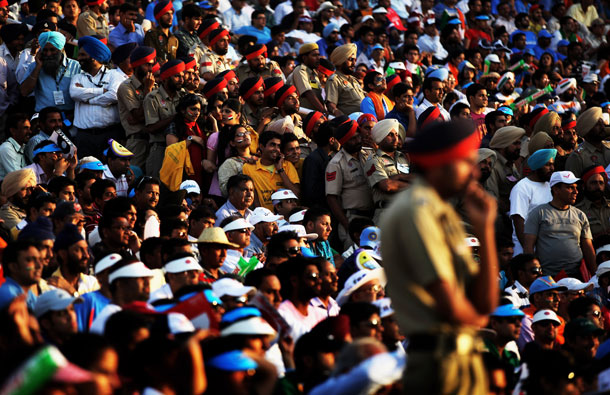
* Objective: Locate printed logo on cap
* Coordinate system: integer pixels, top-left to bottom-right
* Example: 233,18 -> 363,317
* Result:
356,251 -> 381,271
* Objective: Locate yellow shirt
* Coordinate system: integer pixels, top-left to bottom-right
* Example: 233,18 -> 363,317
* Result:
243,160 -> 300,210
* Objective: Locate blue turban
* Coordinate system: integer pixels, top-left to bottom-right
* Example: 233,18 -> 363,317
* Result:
78,35 -> 111,63
527,148 -> 557,171
323,22 -> 339,38
428,67 -> 449,81
38,31 -> 66,51
54,224 -> 84,251
18,216 -> 55,241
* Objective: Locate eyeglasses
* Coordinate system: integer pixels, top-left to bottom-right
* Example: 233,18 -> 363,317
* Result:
286,246 -> 301,255
590,310 -> 602,318
228,295 -> 249,304
530,267 -> 543,275
359,284 -> 383,294
536,320 -> 559,327
374,76 -> 384,82
363,319 -> 382,329
231,228 -> 251,234
304,272 -> 319,280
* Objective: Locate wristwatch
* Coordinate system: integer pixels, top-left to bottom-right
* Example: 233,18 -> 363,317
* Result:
187,136 -> 193,141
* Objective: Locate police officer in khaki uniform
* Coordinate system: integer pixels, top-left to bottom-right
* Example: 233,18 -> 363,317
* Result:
485,126 -> 526,214
565,107 -> 610,177
77,0 -> 109,38
265,85 -> 304,136
143,59 -> 185,177
364,119 -> 410,223
326,120 -> 374,247
325,43 -> 366,116
235,44 -> 284,83
290,42 -> 327,114
381,119 -> 497,395
143,0 -> 178,64
199,28 -> 231,81
575,165 -> 610,238
191,18 -> 218,66
117,46 -> 157,172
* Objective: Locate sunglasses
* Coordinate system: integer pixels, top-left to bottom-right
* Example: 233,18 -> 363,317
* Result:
530,267 -> 543,275
591,310 -> 602,318
502,316 -> 522,325
536,320 -> 559,327
364,319 -> 382,329
136,176 -> 154,190
304,272 -> 319,280
286,246 -> 301,255
231,228 -> 251,234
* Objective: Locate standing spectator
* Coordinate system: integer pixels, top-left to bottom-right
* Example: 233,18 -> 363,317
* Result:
144,1 -> 178,64
108,3 -> 145,50
70,36 -> 121,160
19,32 -> 81,113
523,171 -> 596,277
291,43 -> 326,114
565,107 -> 610,177
77,0 -> 109,38
576,166 -> 610,238
0,113 -> 31,179
0,24 -> 27,76
174,4 -> 203,59
325,44 -> 366,116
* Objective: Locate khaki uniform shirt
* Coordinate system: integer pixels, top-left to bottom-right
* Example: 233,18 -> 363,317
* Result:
143,85 -> 184,143
565,140 -> 610,177
364,149 -> 410,204
0,202 -> 26,234
291,64 -> 323,111
235,60 -> 283,83
117,75 -> 156,137
380,177 -> 479,335
325,148 -> 374,211
143,26 -> 178,63
77,10 -> 109,38
575,197 -> 610,238
200,50 -> 231,77
192,42 -> 212,65
325,71 -> 366,115
244,103 -> 261,129
484,152 -> 520,213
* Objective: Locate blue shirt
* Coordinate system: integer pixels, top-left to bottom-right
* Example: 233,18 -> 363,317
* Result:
355,40 -> 373,58
236,25 -> 272,45
20,56 -> 81,112
361,96 -> 390,118
108,22 -> 145,48
317,37 -> 344,58
74,290 -> 110,332
310,240 -> 335,265
0,277 -> 37,310
511,29 -> 537,48
385,109 -> 411,133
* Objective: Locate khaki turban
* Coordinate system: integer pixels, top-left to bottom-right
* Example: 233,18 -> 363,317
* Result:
577,107 -> 610,137
330,43 -> 357,66
478,148 -> 497,165
372,119 -> 404,143
489,126 -> 526,149
528,131 -> 554,155
2,168 -> 36,198
532,111 -> 560,136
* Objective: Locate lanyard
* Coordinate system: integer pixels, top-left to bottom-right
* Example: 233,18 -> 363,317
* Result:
55,63 -> 66,90
85,66 -> 107,88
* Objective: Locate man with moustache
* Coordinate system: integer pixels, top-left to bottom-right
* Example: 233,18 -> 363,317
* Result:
144,0 -> 178,64
216,174 -> 255,223
200,28 -> 231,81
70,36 -> 122,160
565,107 -> 610,177
235,44 -> 283,82
290,43 -> 326,114
117,46 -> 157,171
576,165 -> 610,238
509,149 -> 555,255
477,148 -> 496,184
0,240 -> 48,311
0,168 -> 37,231
326,120 -> 374,247
245,207 -> 282,257
485,126 -> 526,214
143,59 -> 185,177
524,171 -> 596,277
19,32 -> 81,113
325,43 -> 366,116
77,0 -> 109,38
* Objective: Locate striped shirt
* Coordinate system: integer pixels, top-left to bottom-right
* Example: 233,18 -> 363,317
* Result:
70,66 -> 121,129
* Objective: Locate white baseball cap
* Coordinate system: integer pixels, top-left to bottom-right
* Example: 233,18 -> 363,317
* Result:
532,309 -> 561,325
180,180 -> 201,195
556,277 -> 594,292
372,297 -> 394,318
95,253 -> 122,275
485,54 -> 500,63
596,244 -> 610,255
465,236 -> 480,247
549,171 -> 579,187
221,316 -> 277,337
336,268 -> 387,306
362,15 -> 374,23
278,224 -> 318,240
212,278 -> 256,298
271,189 -> 298,205
164,255 -> 204,273
108,261 -> 154,283
34,289 -> 83,318
223,218 -> 255,233
597,260 -> 610,277
249,207 -> 283,225
289,209 -> 307,223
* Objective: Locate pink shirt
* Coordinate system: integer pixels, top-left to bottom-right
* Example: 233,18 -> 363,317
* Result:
278,299 -> 327,341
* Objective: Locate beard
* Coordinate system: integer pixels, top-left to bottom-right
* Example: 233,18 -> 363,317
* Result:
160,20 -> 172,28
136,67 -> 148,81
479,169 -> 491,183
584,189 -> 604,201
215,46 -> 228,56
42,52 -> 63,76
505,149 -> 520,162
79,58 -> 95,74
535,168 -> 552,182
560,137 -> 576,151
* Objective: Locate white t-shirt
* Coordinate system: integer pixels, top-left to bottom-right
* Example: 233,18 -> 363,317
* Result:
90,304 -> 122,334
149,283 -> 173,303
277,299 -> 327,341
509,177 -> 552,255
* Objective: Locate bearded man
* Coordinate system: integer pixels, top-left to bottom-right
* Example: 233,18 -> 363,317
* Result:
576,165 -> 610,238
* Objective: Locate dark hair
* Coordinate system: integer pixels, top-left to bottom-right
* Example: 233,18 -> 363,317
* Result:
392,82 -> 412,98
484,110 -> 504,130
251,9 -> 265,20
3,240 -> 39,277
26,191 -> 56,216
271,25 -> 285,36
281,132 -> 299,152
277,255 -> 318,299
509,253 -> 537,280
340,302 -> 380,326
160,218 -> 188,237
135,176 -> 160,191
245,267 -> 277,288
75,172 -> 97,191
303,207 -> 331,227
348,217 -> 375,242
422,77 -> 442,92
90,178 -> 116,201
227,174 -> 253,194
60,333 -> 114,370
567,296 -> 600,321
161,238 -> 191,260
172,94 -> 203,140
219,214 -> 243,229
363,71 -> 382,92
157,204 -> 188,222
450,102 -> 470,118
466,83 -> 486,101
6,113 -> 28,133
259,130 -> 282,147
267,231 -> 299,259
278,55 -> 295,69
140,237 -> 162,265
39,106 -> 62,124
119,2 -> 138,12
103,196 -> 134,217
48,176 -> 76,197
181,3 -> 202,20
217,124 -> 247,164
36,8 -> 59,22
356,25 -> 373,40
188,206 -> 216,223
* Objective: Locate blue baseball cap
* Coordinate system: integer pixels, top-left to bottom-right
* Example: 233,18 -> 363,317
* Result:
447,18 -> 461,25
371,43 -> 384,51
498,106 -> 514,116
208,351 -> 258,371
523,48 -> 535,56
78,159 -> 106,171
360,226 -> 380,249
490,304 -> 525,317
33,142 -> 62,157
538,29 -> 552,39
221,307 -> 261,325
557,39 -> 570,47
204,289 -> 222,306
529,276 -> 568,295
198,1 -> 213,9
475,14 -> 490,21
601,101 -> 610,108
